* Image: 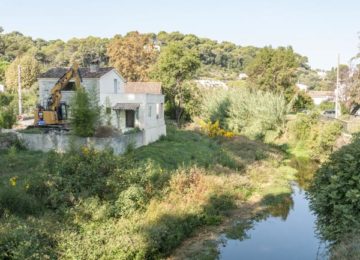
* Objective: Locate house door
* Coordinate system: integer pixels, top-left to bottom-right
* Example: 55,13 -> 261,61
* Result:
125,110 -> 135,128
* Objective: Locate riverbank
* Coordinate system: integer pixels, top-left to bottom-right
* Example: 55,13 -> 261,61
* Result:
169,148 -> 309,259
0,124 -> 300,259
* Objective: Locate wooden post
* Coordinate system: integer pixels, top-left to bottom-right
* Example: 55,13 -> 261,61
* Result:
17,65 -> 22,116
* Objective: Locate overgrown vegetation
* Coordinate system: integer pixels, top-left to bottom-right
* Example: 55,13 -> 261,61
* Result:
0,124 -> 296,259
309,135 -> 360,244
69,88 -> 100,137
200,88 -> 287,139
0,92 -> 16,129
286,112 -> 342,161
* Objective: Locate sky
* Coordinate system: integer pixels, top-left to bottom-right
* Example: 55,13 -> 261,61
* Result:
1,0 -> 360,70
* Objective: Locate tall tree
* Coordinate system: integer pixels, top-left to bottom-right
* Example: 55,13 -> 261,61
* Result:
107,31 -> 157,81
246,46 -> 300,100
152,42 -> 200,125
5,55 -> 40,92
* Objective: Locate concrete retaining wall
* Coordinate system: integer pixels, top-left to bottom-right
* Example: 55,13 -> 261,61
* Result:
15,131 -> 144,155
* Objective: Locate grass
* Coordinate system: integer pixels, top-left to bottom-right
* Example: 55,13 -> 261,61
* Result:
0,124 -> 298,259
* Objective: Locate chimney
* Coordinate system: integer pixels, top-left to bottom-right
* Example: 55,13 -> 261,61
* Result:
89,59 -> 99,73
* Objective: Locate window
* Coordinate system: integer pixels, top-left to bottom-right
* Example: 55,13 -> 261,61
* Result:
62,82 -> 76,91
114,79 -> 118,94
159,103 -> 163,118
148,105 -> 152,117
156,104 -> 159,119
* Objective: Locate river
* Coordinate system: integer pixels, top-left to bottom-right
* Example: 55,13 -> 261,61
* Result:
218,160 -> 328,260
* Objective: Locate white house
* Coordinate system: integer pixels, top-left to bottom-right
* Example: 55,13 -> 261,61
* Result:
295,83 -> 309,92
38,65 -> 166,144
0,84 -> 4,92
307,91 -> 334,105
238,73 -> 248,80
195,79 -> 228,90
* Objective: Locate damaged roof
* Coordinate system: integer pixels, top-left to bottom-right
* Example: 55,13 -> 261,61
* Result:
124,82 -> 162,94
39,67 -> 114,78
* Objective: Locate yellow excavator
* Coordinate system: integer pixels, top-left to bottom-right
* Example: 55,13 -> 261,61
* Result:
34,62 -> 82,126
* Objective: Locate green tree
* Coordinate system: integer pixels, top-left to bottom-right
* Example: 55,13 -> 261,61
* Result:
107,31 -> 157,81
70,88 -> 100,137
246,46 -> 300,100
0,58 -> 9,83
152,42 -> 200,125
0,92 -> 16,129
4,55 -> 40,92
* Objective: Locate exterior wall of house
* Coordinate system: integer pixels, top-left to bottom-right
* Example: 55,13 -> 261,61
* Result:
38,78 -> 99,107
312,96 -> 333,105
143,94 -> 166,144
100,93 -> 166,143
99,69 -> 125,95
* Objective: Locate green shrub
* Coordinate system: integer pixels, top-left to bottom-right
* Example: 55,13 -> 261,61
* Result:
0,186 -> 42,217
201,88 -> 287,139
309,136 -> 360,242
0,217 -> 57,260
288,112 -> 318,141
115,185 -> 147,217
0,92 -> 16,129
319,101 -> 335,111
70,88 -> 100,137
287,113 -> 342,161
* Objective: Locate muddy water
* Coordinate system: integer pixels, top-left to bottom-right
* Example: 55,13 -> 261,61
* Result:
218,160 -> 328,260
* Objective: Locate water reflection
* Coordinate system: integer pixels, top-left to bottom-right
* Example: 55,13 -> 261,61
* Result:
218,159 -> 327,260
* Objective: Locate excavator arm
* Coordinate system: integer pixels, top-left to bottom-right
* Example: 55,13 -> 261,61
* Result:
35,62 -> 82,126
47,62 -> 82,111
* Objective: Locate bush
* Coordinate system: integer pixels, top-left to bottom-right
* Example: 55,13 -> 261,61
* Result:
200,88 -> 286,139
0,92 -> 16,129
0,217 -> 57,260
115,185 -> 147,217
287,113 -> 342,161
70,88 -> 100,137
0,186 -> 42,217
331,233 -> 360,260
309,136 -> 360,242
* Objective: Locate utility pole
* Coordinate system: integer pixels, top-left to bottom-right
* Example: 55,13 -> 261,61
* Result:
335,54 -> 341,119
17,65 -> 22,116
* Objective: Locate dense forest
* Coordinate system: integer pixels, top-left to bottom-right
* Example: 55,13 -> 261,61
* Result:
0,26 -> 339,89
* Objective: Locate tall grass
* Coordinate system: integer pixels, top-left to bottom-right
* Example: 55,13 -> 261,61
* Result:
201,88 -> 287,139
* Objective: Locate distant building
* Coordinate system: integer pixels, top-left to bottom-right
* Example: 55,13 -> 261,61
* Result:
238,73 -> 248,80
295,83 -> 309,92
317,71 -> 327,80
0,84 -> 4,92
307,91 -> 334,105
195,79 -> 228,90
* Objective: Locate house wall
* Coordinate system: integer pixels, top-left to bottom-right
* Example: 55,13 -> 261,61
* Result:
38,78 -> 99,107
99,70 -> 125,95
100,93 -> 166,143
312,96 -> 333,105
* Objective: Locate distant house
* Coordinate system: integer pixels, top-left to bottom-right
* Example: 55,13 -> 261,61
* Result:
195,79 -> 228,90
307,91 -> 334,105
38,65 -> 166,144
295,83 -> 309,92
0,84 -> 4,92
238,73 -> 248,80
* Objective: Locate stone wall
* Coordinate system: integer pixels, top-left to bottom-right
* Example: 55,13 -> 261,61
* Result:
14,131 -> 144,155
